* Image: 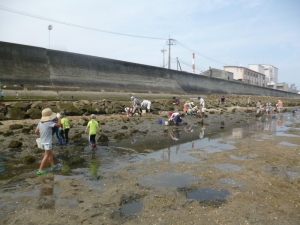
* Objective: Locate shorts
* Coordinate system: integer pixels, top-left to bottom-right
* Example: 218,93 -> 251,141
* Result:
41,143 -> 53,150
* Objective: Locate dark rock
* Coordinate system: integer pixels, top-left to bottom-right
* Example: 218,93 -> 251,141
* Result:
3,130 -> 14,137
22,127 -> 32,134
113,132 -> 125,139
9,124 -> 23,130
8,140 -> 22,148
34,148 -> 43,154
97,133 -> 109,142
24,155 -> 36,164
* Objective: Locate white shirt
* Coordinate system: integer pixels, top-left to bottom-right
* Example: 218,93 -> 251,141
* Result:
199,98 -> 205,107
141,100 -> 151,107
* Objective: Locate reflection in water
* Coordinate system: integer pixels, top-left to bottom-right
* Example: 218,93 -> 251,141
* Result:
169,128 -> 180,141
186,187 -> 230,200
38,177 -> 55,210
214,163 -> 244,171
220,121 -> 225,129
138,172 -> 202,188
0,162 -> 4,173
120,201 -> 143,215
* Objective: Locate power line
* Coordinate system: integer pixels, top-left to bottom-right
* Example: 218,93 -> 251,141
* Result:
0,5 -> 166,40
177,41 -> 231,66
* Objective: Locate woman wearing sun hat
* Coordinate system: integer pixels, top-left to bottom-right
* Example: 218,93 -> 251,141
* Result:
34,108 -> 61,175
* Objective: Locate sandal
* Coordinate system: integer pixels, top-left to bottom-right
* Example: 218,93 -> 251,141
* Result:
37,170 -> 49,175
51,165 -> 60,170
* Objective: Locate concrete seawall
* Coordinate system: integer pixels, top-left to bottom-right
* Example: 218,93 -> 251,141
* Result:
1,41 -> 299,98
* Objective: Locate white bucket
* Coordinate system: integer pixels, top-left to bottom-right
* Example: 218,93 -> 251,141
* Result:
36,138 -> 42,148
165,121 -> 169,125
142,110 -> 146,114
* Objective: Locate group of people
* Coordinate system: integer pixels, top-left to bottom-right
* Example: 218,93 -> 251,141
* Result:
183,97 -> 205,115
125,96 -> 152,117
256,100 -> 284,114
35,108 -> 99,175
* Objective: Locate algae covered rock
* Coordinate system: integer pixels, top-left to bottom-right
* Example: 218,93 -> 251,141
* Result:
11,103 -> 31,111
69,157 -> 85,165
9,124 -> 23,130
57,102 -> 73,110
22,127 -> 33,134
0,114 -> 7,121
6,108 -> 26,120
8,140 -> 23,148
113,132 -> 126,139
34,148 -> 43,154
24,155 -> 36,164
97,133 -> 109,142
113,103 -> 125,113
65,105 -> 83,116
47,106 -> 60,114
26,108 -> 42,119
81,105 -> 97,114
3,130 -> 14,137
105,108 -> 114,114
31,101 -> 46,109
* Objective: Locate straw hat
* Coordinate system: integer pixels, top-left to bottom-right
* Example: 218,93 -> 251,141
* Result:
41,108 -> 56,122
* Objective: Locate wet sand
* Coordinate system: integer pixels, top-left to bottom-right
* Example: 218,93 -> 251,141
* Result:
0,108 -> 300,224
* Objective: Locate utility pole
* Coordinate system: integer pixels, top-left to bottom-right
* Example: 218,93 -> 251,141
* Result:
161,49 -> 167,68
166,37 -> 176,69
48,25 -> 53,49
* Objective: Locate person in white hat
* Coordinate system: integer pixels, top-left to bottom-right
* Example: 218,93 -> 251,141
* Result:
34,108 -> 61,175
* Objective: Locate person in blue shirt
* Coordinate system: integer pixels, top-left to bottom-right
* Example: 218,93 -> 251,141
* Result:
35,108 -> 61,175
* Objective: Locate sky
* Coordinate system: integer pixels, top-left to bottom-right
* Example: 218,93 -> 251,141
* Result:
0,0 -> 300,89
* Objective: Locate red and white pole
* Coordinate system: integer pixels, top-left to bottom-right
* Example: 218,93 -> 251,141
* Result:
192,53 -> 195,73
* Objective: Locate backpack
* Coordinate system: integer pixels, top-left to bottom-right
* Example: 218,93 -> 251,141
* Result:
135,98 -> 141,106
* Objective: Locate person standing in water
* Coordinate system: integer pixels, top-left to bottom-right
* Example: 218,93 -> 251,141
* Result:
35,108 -> 61,175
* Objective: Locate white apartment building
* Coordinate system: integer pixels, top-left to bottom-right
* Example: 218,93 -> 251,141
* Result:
223,66 -> 266,87
276,82 -> 289,92
249,64 -> 278,89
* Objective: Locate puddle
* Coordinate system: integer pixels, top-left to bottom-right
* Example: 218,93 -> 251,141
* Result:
285,171 -> 300,182
186,187 -> 230,207
186,187 -> 231,200
56,199 -> 78,209
214,163 -> 244,171
120,201 -> 143,215
138,172 -> 202,188
82,180 -> 105,193
278,142 -> 299,146
218,178 -> 246,188
230,154 -> 258,160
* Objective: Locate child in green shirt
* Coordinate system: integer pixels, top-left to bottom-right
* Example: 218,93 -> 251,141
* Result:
85,114 -> 100,148
60,112 -> 71,145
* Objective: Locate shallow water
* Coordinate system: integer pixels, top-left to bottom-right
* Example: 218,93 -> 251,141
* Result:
186,186 -> 231,200
0,113 -> 297,181
0,113 -> 298,215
